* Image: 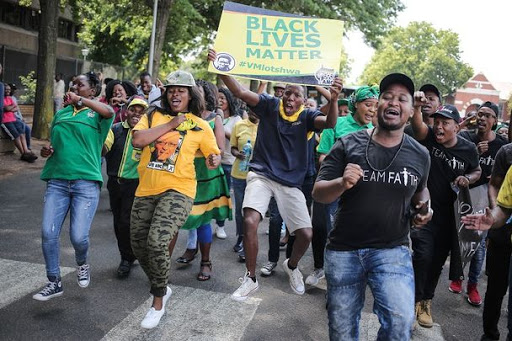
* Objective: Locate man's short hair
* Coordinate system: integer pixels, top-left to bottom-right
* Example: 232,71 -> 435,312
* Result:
420,84 -> 442,103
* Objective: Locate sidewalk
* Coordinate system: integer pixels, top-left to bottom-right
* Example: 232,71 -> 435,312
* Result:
0,138 -> 46,179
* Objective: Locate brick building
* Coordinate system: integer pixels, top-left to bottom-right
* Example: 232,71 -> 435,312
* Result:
453,73 -> 501,118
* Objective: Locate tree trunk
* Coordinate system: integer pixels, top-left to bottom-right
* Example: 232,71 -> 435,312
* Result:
32,0 -> 59,139
151,0 -> 173,81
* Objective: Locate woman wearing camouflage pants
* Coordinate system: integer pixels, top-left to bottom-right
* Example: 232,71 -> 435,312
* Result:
130,70 -> 221,329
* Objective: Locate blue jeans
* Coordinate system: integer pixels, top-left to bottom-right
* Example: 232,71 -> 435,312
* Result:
42,179 -> 100,280
221,164 -> 232,190
232,177 -> 247,237
468,232 -> 487,284
325,246 -> 415,341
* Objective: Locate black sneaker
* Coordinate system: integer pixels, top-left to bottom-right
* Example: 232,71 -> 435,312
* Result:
117,260 -> 133,278
33,280 -> 63,301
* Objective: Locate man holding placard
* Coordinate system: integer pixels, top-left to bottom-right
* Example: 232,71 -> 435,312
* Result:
208,48 -> 342,301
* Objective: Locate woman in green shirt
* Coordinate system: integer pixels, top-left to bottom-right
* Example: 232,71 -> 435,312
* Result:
33,72 -> 114,301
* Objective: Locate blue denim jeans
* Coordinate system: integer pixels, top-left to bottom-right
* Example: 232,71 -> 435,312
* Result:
42,179 -> 100,280
232,177 -> 247,237
325,246 -> 415,341
468,231 -> 487,284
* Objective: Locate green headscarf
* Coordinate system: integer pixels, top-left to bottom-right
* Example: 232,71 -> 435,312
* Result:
348,85 -> 379,114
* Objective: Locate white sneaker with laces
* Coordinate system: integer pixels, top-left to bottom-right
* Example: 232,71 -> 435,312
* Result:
260,262 -> 277,276
216,226 -> 227,239
282,259 -> 305,295
305,268 -> 325,286
77,264 -> 90,288
140,286 -> 172,329
232,271 -> 259,301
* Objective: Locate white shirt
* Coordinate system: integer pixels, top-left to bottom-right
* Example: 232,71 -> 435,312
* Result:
53,79 -> 65,98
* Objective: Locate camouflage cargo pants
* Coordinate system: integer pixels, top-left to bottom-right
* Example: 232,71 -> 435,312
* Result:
131,190 -> 193,297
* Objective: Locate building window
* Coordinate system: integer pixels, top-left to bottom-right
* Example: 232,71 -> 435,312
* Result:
0,2 -> 79,42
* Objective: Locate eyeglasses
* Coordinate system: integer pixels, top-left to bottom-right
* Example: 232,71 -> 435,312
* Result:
477,112 -> 497,119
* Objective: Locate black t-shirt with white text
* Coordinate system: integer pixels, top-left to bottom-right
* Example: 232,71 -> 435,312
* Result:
458,130 -> 507,188
317,130 -> 430,251
420,128 -> 479,223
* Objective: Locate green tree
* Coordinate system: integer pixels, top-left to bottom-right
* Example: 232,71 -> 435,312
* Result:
359,22 -> 473,95
78,0 -> 403,79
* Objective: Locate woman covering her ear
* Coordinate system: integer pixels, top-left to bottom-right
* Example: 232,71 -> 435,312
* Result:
32,71 -> 115,301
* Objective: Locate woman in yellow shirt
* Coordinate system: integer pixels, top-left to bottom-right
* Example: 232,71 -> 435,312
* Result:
130,70 -> 220,329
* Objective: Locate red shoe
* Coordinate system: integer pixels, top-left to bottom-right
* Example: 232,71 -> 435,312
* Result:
467,283 -> 482,306
449,280 -> 463,294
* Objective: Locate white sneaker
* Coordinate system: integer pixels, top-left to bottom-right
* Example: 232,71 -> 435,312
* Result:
216,226 -> 227,239
162,286 -> 173,307
282,259 -> 305,295
141,307 -> 165,329
140,286 -> 172,329
232,271 -> 259,301
77,264 -> 90,288
260,262 -> 277,276
305,268 -> 325,286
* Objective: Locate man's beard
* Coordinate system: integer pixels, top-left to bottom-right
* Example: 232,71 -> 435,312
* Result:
377,113 -> 405,131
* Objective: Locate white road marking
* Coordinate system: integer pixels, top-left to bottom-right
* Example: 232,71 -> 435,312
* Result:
102,286 -> 261,341
0,258 -> 74,309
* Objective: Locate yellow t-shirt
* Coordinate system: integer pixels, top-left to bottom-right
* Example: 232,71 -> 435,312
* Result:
497,166 -> 512,209
230,119 -> 258,180
133,111 -> 220,198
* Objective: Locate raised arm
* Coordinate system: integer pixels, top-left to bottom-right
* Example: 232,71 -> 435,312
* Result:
256,81 -> 267,95
208,49 -> 259,107
410,91 -> 429,141
213,114 -> 225,153
67,91 -> 114,119
314,77 -> 343,130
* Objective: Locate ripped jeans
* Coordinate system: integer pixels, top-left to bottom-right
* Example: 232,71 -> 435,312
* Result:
325,246 -> 415,340
41,179 -> 100,280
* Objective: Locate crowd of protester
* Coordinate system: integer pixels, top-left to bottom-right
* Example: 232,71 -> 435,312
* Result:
7,50 -> 511,340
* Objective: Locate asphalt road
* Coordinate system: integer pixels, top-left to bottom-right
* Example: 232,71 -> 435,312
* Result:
0,167 -> 507,340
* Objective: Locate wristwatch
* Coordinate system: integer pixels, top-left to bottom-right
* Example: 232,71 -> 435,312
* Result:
77,97 -> 83,107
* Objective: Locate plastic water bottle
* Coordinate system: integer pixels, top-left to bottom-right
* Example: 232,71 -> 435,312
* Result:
239,139 -> 252,172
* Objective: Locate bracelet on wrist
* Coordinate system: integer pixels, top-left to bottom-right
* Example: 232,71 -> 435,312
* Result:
464,175 -> 471,183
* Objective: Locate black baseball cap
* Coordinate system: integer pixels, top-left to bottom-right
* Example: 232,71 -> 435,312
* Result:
379,73 -> 415,97
479,101 -> 499,116
432,104 -> 461,123
419,84 -> 441,100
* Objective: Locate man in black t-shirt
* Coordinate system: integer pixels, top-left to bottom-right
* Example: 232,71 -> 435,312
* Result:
449,101 -> 507,306
404,83 -> 441,136
410,100 -> 481,328
313,73 -> 432,340
480,142 -> 512,340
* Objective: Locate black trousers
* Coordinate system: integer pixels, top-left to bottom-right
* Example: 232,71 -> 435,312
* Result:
483,226 -> 512,338
107,177 -> 138,262
268,197 -> 283,263
412,218 -> 462,302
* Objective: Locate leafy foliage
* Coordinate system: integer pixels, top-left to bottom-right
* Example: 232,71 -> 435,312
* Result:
18,71 -> 37,104
359,22 -> 474,95
77,0 -> 403,78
